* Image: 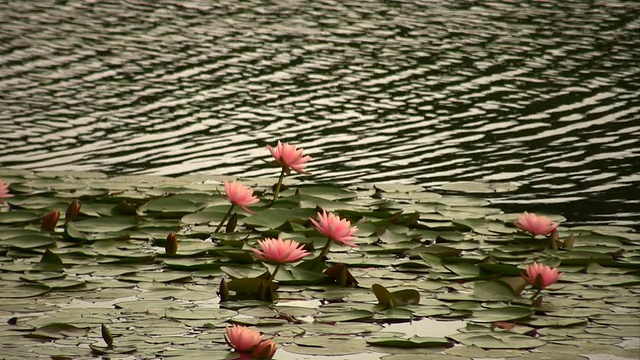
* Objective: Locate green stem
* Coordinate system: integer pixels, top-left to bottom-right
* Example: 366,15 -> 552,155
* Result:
272,167 -> 286,203
270,264 -> 282,281
530,288 -> 542,300
318,238 -> 333,261
214,204 -> 234,233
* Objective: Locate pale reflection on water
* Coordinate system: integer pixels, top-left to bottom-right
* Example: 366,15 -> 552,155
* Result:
381,318 -> 465,338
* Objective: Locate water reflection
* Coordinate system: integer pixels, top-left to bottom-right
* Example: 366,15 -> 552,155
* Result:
381,318 -> 465,338
0,0 -> 638,227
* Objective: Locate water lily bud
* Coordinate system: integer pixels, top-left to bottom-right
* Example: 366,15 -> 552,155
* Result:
263,285 -> 275,303
101,324 -> 114,348
65,199 -> 81,225
41,210 -> 60,231
219,278 -> 229,302
324,263 -> 358,287
250,339 -> 277,359
165,232 -> 178,255
226,213 -> 237,233
563,233 -> 575,249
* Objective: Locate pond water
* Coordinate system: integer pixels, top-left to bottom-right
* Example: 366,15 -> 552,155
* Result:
0,0 -> 638,227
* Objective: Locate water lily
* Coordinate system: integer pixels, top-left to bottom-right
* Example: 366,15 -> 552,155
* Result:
165,232 -> 178,255
267,141 -> 311,202
0,179 -> 14,204
515,212 -> 558,236
251,238 -> 310,265
311,210 -> 358,247
522,262 -> 563,300
250,339 -> 277,359
311,210 -> 358,260
41,210 -> 60,231
216,180 -> 259,233
223,180 -> 259,213
268,141 -> 311,175
225,325 -> 263,353
251,238 -> 310,280
65,199 -> 81,225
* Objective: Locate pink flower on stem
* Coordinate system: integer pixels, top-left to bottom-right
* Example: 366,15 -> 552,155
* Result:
267,141 -> 311,174
215,180 -> 259,233
310,210 -> 358,247
522,262 -> 563,290
225,325 -> 263,353
251,238 -> 310,265
223,180 -> 259,214
0,179 -> 14,204
515,212 -> 558,236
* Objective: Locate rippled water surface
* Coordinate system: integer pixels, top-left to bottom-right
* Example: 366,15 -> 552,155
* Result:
1,0 -> 639,226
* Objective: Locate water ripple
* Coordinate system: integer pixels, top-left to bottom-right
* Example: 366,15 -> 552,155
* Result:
0,0 -> 638,226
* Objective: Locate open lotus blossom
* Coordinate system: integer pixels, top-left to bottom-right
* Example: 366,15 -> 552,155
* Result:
515,212 -> 558,236
251,238 -> 310,264
251,339 -> 277,359
522,262 -> 563,290
225,325 -> 263,353
0,179 -> 14,204
267,141 -> 311,174
223,180 -> 259,214
310,210 -> 358,247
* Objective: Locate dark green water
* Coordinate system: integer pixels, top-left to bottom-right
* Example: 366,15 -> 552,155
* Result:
0,0 -> 638,226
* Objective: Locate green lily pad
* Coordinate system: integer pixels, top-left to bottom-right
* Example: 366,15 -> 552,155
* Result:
367,336 -> 453,348
0,234 -> 56,249
316,310 -> 374,322
471,306 -> 533,323
0,284 -> 50,298
473,280 -> 519,301
72,217 -> 139,233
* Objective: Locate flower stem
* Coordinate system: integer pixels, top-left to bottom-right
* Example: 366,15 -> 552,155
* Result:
270,264 -> 282,281
214,204 -> 234,233
318,238 -> 333,260
272,167 -> 286,202
530,288 -> 542,300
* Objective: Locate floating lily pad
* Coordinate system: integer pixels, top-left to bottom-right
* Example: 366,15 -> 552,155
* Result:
72,217 -> 139,233
368,336 -> 453,348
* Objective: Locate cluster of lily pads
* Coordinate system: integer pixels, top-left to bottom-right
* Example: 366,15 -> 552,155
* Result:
0,142 -> 638,360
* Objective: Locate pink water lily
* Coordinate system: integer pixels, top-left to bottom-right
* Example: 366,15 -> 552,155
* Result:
251,238 -> 310,264
223,180 -> 259,214
215,180 -> 260,233
522,262 -> 563,290
515,212 -> 558,236
267,141 -> 311,174
225,325 -> 263,353
251,339 -> 277,359
0,179 -> 14,204
310,210 -> 358,247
